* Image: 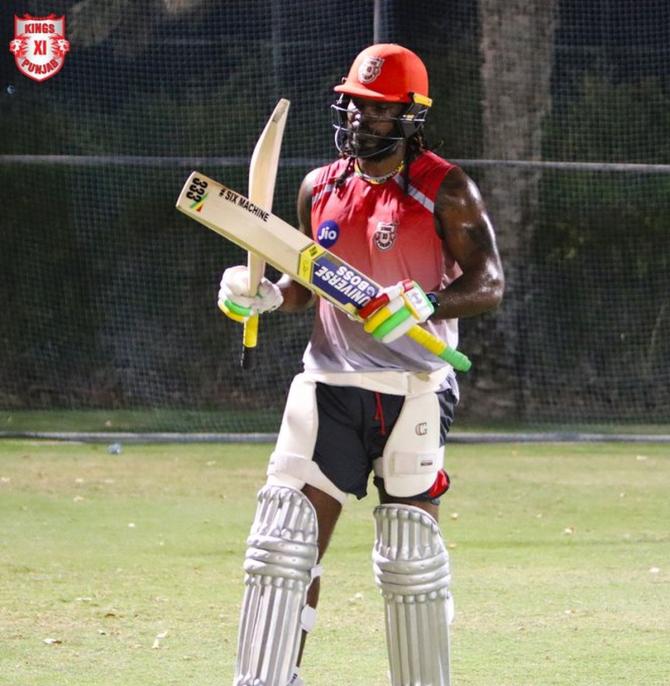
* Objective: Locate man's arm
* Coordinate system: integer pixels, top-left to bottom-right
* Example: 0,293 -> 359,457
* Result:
276,170 -> 319,312
431,167 -> 504,319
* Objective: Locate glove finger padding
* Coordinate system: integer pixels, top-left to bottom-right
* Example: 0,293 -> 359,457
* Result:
218,265 -> 283,323
362,280 -> 434,344
255,279 -> 284,312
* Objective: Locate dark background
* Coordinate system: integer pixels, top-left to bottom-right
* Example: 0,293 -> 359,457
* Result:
1,0 -> 669,431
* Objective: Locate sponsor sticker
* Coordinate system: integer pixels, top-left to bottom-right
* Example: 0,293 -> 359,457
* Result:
309,253 -> 378,310
316,220 -> 340,248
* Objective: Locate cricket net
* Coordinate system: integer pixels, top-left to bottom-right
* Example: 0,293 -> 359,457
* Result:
1,0 -> 669,435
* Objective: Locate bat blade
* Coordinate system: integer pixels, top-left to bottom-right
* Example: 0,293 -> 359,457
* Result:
243,98 -> 290,368
176,172 -> 472,372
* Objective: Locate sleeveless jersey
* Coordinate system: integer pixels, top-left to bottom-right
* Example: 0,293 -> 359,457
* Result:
303,150 -> 463,374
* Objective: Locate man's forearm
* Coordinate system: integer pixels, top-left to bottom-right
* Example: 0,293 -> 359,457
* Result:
430,267 -> 504,319
277,275 -> 315,312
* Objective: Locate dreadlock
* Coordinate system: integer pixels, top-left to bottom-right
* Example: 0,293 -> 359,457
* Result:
400,130 -> 430,193
334,155 -> 355,188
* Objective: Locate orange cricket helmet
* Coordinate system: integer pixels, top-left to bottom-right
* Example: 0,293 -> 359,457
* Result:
331,44 -> 433,159
334,43 -> 430,103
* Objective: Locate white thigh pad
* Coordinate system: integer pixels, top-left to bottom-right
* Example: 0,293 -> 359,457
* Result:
378,391 -> 443,498
267,373 -> 347,504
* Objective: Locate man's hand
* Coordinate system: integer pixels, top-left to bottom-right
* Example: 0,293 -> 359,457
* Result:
359,279 -> 434,344
218,265 -> 283,323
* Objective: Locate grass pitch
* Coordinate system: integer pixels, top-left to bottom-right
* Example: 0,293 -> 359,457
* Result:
0,440 -> 668,686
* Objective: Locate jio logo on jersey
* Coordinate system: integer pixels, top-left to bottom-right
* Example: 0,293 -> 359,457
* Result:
316,220 -> 339,248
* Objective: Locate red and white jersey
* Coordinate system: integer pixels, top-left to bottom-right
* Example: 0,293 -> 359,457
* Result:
303,150 -> 462,374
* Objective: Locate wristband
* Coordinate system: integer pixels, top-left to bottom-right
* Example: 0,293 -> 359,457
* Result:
426,291 -> 439,314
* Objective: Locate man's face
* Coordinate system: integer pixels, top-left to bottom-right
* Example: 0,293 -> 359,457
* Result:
346,97 -> 404,158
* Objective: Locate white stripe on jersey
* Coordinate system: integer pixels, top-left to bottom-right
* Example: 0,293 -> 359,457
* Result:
392,175 -> 435,213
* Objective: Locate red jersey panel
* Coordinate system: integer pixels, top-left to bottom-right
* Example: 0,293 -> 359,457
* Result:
304,151 -> 462,374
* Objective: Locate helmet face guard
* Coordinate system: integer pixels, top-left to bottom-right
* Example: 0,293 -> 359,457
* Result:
331,92 -> 431,159
331,44 -> 432,159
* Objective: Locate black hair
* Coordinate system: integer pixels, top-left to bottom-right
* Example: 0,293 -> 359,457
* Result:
334,156 -> 356,188
400,130 -> 430,192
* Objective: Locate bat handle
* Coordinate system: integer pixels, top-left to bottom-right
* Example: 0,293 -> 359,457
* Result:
406,325 -> 472,372
241,314 -> 259,369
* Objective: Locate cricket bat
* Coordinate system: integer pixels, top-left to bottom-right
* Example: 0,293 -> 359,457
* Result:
242,98 -> 290,369
177,172 -> 472,372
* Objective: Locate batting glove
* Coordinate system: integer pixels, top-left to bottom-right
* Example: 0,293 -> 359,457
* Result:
218,265 -> 283,323
359,279 -> 434,344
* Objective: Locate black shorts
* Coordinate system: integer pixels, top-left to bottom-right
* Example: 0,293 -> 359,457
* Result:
312,383 -> 457,500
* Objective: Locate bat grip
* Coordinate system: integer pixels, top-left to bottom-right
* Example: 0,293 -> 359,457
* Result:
241,314 -> 259,369
406,325 -> 472,372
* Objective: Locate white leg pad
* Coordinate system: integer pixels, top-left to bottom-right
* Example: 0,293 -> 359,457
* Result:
373,504 -> 453,686
234,485 -> 319,686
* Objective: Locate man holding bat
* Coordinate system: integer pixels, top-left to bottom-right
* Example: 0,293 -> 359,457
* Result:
220,44 -> 504,686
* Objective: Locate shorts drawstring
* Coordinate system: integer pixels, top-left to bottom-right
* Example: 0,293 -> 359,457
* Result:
373,392 -> 386,436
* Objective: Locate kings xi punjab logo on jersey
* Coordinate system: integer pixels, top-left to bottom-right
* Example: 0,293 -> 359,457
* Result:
373,220 -> 397,251
358,56 -> 384,84
9,14 -> 70,82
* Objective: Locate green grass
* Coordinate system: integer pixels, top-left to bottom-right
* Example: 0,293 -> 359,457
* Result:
2,409 -> 668,435
0,440 -> 668,685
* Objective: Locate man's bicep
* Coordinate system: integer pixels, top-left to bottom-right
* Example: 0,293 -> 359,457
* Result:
437,169 -> 500,268
447,215 -> 499,269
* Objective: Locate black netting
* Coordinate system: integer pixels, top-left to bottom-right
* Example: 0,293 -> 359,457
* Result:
1,0 -> 669,433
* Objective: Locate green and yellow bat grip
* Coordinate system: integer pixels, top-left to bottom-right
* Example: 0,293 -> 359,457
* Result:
406,325 -> 472,372
241,314 -> 259,369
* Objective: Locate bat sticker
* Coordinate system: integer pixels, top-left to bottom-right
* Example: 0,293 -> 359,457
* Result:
299,246 -> 377,309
